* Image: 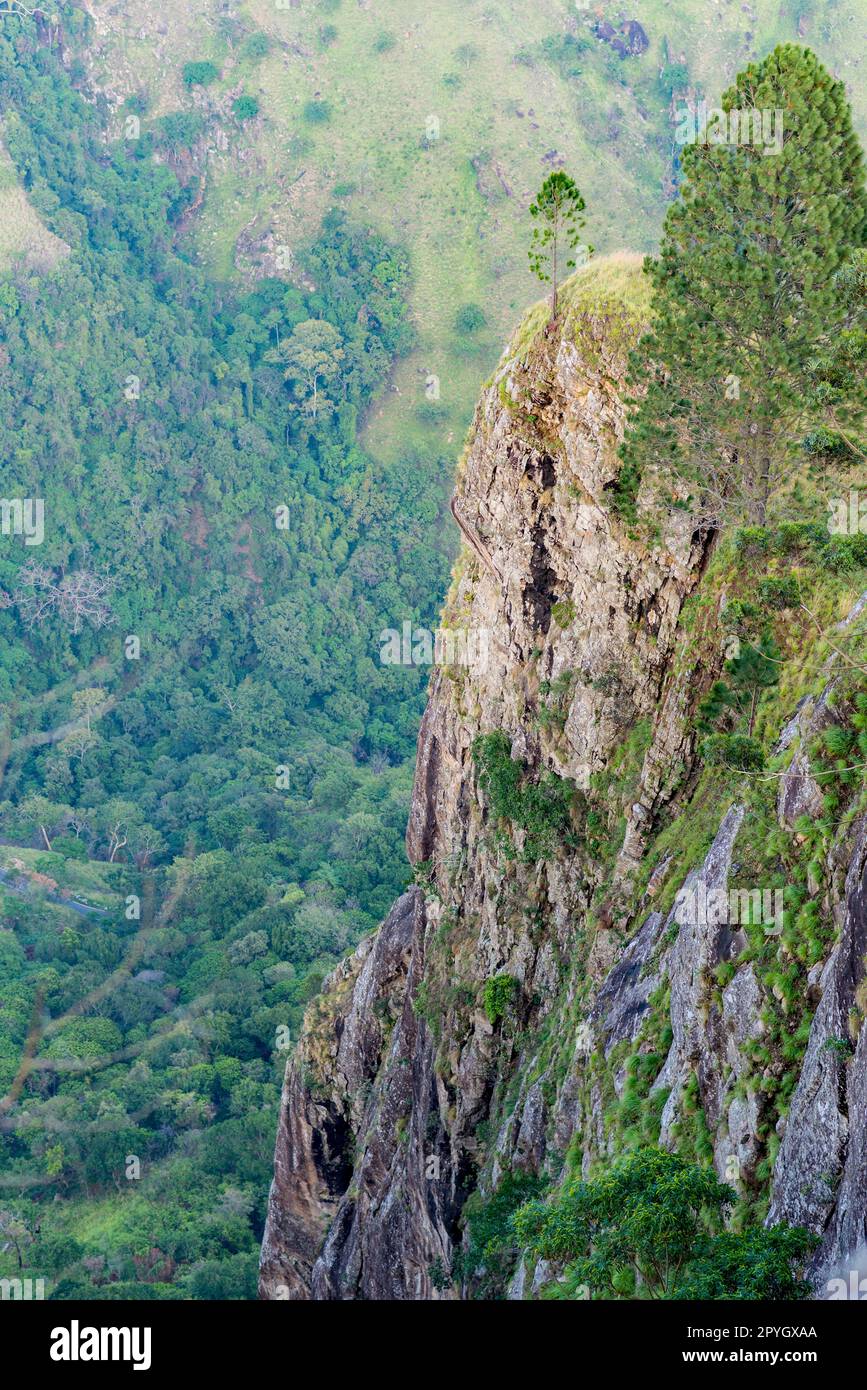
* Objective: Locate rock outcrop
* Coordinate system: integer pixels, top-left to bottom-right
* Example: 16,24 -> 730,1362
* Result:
260,255 -> 867,1300
767,817 -> 867,1270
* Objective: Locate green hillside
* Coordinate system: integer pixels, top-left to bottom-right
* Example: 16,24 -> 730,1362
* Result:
83,0 -> 867,458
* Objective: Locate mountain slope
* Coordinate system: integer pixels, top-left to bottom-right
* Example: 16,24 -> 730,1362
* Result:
83,0 -> 867,463
259,254 -> 867,1299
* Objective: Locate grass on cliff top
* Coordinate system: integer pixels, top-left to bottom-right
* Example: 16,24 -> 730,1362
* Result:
507,250 -> 652,362
452,250 -> 651,493
564,250 -> 653,319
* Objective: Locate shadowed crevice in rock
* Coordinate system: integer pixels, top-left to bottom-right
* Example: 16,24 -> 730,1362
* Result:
259,890 -> 424,1299
525,515 -> 557,634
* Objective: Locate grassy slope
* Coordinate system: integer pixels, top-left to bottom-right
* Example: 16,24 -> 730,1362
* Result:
0,140 -> 69,272
0,846 -> 126,910
82,0 -> 867,466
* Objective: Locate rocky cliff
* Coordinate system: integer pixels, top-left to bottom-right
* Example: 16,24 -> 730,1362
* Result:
259,254 -> 867,1300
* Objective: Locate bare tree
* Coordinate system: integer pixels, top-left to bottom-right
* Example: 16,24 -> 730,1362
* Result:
10,564 -> 116,634
66,810 -> 90,841
0,1209 -> 33,1269
60,728 -> 98,766
107,822 -> 128,863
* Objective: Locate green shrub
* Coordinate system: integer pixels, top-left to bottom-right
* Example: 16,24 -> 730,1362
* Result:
240,33 -> 270,63
774,520 -> 827,554
457,1172 -> 546,1298
699,733 -> 765,771
513,1147 -> 815,1300
303,99 -> 331,124
673,1226 -> 817,1300
158,111 -> 205,153
472,732 -> 576,859
720,598 -> 760,631
182,61 -> 220,88
454,303 -> 486,335
822,725 -> 854,759
610,456 -> 641,524
428,1258 -> 450,1291
820,534 -> 867,572
551,598 -> 576,628
232,95 -> 259,121
802,426 -> 847,456
757,575 -> 800,610
537,669 -> 576,730
483,973 -> 519,1025
734,526 -> 772,558
51,835 -> 89,861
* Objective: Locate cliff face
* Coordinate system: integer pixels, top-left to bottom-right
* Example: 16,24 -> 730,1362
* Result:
259,255 -> 867,1300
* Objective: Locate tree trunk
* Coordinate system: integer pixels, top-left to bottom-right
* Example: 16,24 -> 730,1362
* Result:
551,210 -> 559,320
756,430 -> 773,523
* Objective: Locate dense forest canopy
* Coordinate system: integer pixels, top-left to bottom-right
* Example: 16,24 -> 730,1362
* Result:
0,12 -> 451,1298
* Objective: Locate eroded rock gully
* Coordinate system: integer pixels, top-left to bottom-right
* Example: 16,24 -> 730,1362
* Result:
259,261 -> 867,1299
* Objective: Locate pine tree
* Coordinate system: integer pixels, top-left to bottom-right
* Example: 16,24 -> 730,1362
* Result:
725,634 -> 781,736
618,45 -> 867,526
697,634 -> 780,737
806,248 -> 867,462
528,172 -> 590,319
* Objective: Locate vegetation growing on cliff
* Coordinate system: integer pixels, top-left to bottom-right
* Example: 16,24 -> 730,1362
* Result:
512,1147 -> 815,1300
472,732 -> 579,861
446,48 -> 867,1304
482,973 -> 520,1025
454,1170 -> 546,1299
527,171 -> 589,318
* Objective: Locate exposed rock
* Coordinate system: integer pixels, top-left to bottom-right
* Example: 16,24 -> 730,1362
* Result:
595,19 -> 650,59
260,891 -> 421,1298
591,909 -> 665,1053
261,258 -> 717,1299
234,218 -> 294,286
776,693 -> 836,828
767,818 -> 867,1277
652,806 -> 753,1158
260,260 -> 867,1301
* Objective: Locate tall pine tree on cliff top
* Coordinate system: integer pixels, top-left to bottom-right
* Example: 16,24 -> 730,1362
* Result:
528,172 -> 590,320
618,45 -> 867,526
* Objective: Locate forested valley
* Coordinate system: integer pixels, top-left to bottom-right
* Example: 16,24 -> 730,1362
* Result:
0,12 -> 451,1298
